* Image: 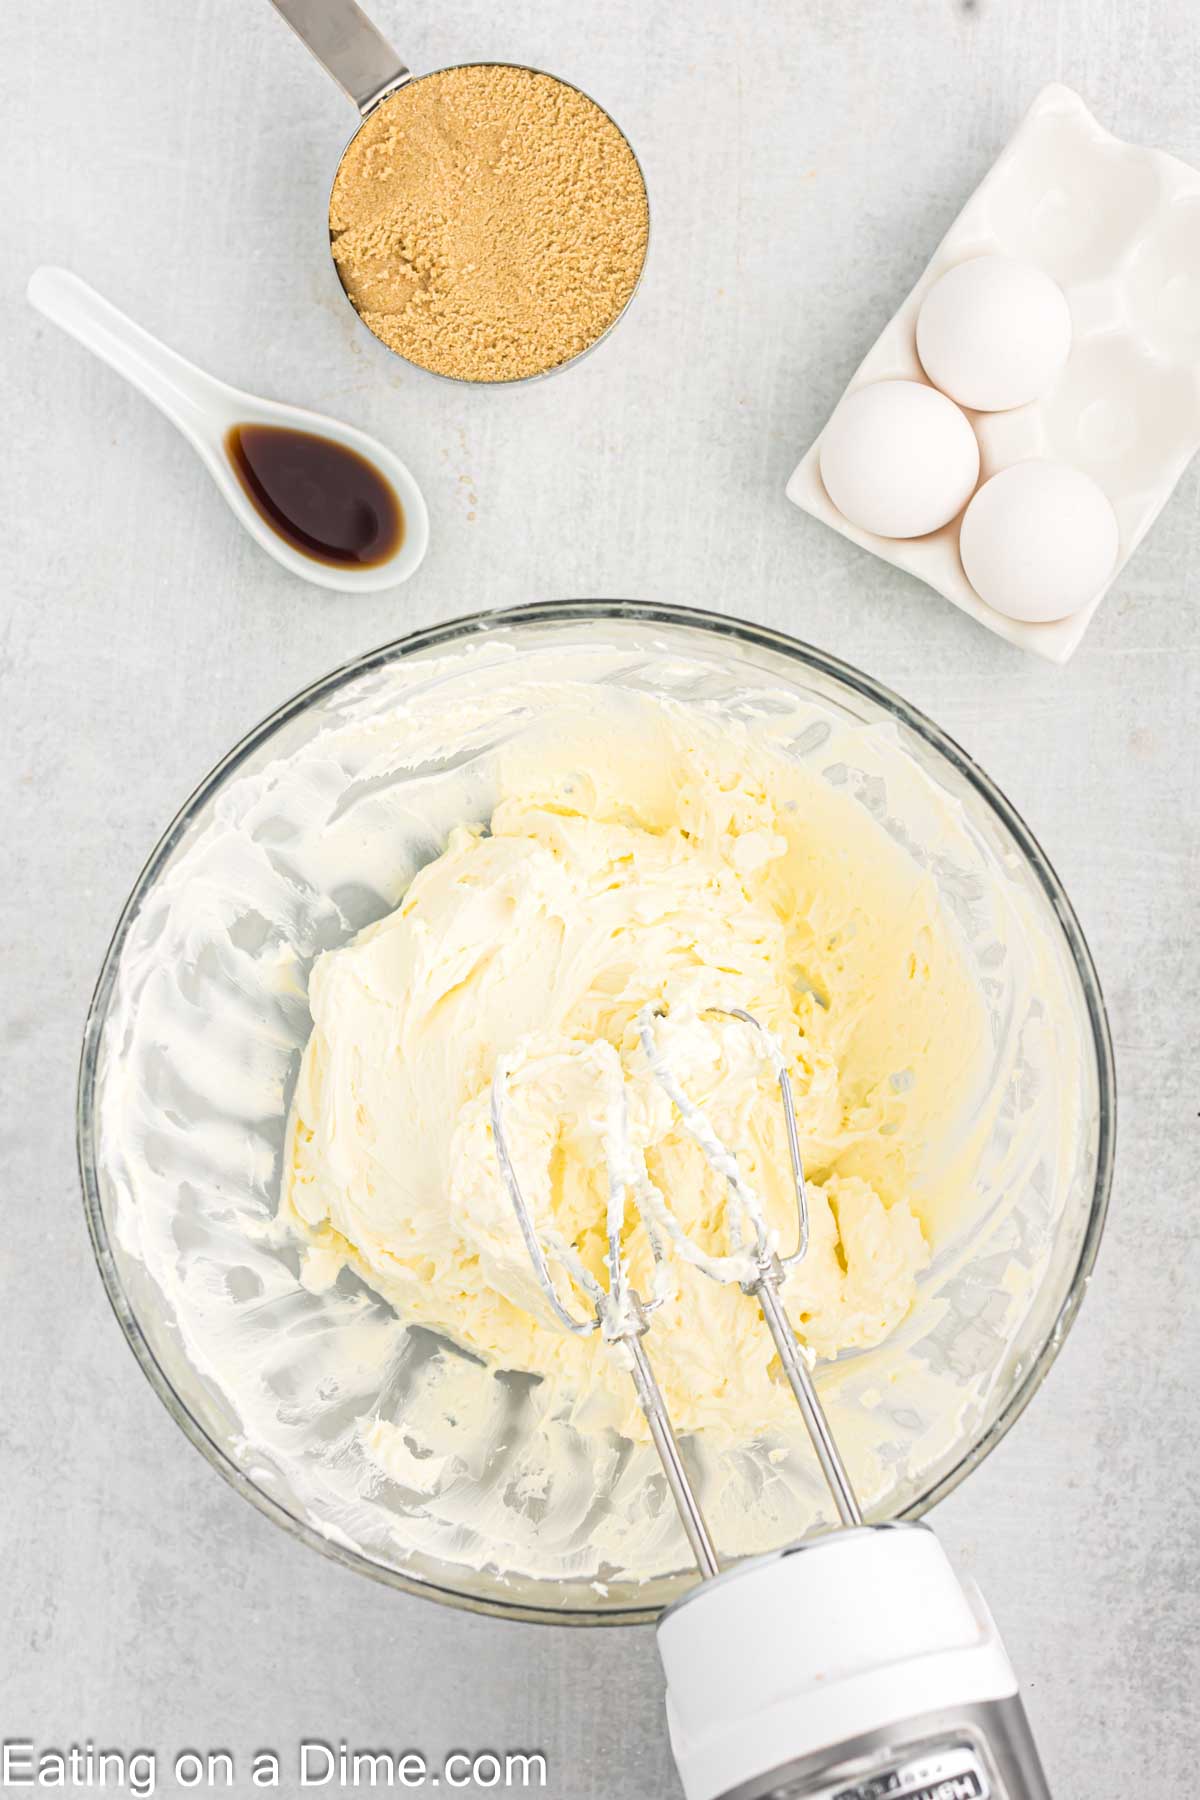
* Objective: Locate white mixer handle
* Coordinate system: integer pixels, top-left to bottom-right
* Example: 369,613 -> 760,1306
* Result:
657,1523 -> 1051,1800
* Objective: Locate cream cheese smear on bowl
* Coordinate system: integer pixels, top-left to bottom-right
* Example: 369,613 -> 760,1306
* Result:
85,609 -> 1107,1617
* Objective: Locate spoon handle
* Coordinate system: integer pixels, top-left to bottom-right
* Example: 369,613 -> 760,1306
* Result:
269,0 -> 410,117
27,267 -> 220,439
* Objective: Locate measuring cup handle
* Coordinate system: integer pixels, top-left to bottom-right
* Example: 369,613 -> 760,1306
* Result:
269,0 -> 410,117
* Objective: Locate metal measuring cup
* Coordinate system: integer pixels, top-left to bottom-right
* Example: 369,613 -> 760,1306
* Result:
269,0 -> 650,385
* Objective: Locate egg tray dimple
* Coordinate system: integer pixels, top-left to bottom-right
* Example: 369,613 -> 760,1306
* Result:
787,84 -> 1200,663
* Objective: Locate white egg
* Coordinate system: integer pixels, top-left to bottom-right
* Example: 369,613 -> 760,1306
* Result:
959,461 -> 1119,622
818,380 -> 980,538
916,255 -> 1072,411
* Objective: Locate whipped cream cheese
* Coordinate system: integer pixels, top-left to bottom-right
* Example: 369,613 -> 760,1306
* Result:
91,623 -> 1091,1595
283,703 -> 986,1441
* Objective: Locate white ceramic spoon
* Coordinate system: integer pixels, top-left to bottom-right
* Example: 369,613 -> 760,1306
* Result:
27,265 -> 429,592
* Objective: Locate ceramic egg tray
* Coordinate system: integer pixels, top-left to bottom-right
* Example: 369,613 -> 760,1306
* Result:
787,83 -> 1200,663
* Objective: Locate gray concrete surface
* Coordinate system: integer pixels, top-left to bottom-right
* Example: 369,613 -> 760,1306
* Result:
3,0 -> 1198,1793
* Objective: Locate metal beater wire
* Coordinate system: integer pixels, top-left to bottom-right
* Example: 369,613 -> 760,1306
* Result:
636,1003 -> 862,1528
489,1047 -> 721,1577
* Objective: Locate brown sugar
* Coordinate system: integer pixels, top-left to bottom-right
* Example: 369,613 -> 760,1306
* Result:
328,64 -> 649,383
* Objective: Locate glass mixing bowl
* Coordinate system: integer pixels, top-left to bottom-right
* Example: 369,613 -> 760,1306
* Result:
77,602 -> 1114,1623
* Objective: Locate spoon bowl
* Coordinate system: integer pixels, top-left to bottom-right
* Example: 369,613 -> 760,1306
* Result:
27,265 -> 429,592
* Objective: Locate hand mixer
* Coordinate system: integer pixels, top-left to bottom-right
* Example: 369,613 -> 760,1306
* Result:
491,1005 -> 1053,1800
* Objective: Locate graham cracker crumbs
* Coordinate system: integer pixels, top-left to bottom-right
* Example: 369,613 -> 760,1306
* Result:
329,64 -> 649,383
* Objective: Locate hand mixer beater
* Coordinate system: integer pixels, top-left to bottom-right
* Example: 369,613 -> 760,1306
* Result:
492,1004 -> 1053,1800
